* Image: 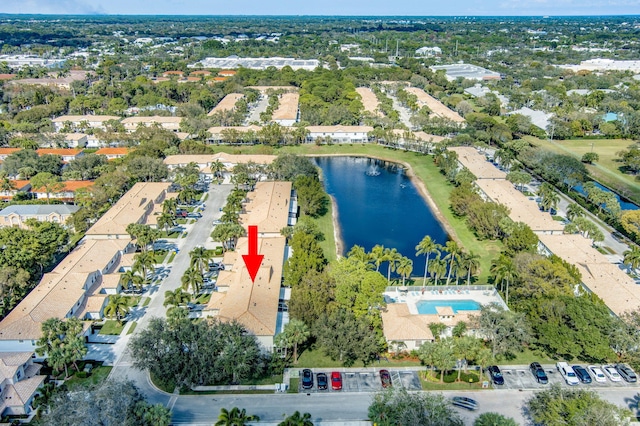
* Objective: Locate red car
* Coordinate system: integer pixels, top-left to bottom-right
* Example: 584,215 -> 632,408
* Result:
380,370 -> 392,388
331,371 -> 342,390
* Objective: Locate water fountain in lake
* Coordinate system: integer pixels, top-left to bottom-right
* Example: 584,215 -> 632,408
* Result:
365,164 -> 381,176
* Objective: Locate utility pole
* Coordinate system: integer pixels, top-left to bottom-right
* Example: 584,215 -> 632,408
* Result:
396,40 -> 399,57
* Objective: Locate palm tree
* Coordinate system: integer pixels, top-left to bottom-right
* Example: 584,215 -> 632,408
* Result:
566,202 -> 584,222
279,411 -> 313,426
461,251 -> 481,286
215,407 -> 259,426
120,269 -> 144,291
163,288 -> 191,307
370,244 -> 386,272
623,246 -> 640,273
347,245 -> 370,263
133,251 -> 155,282
416,235 -> 440,287
444,241 -> 461,286
104,294 -> 130,324
181,267 -> 204,294
396,256 -> 413,286
278,319 -> 310,364
157,212 -> 176,234
384,248 -> 402,284
430,258 -> 447,285
190,246 -> 213,275
211,160 -> 227,180
538,183 -> 559,212
433,339 -> 457,383
454,336 -> 481,382
490,255 -> 517,306
220,210 -> 240,224
474,347 -> 493,383
162,197 -> 178,216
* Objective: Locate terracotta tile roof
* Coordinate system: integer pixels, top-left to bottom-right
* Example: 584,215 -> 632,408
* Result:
0,375 -> 45,412
218,70 -> 237,76
0,352 -> 33,382
405,87 -> 465,123
51,115 -> 119,123
272,93 -> 299,121
538,234 -> 640,316
86,182 -> 170,237
449,146 -> 507,179
163,153 -> 276,167
356,87 -> 381,115
381,304 -> 435,342
94,147 -> 129,156
0,74 -> 16,80
475,179 -> 565,233
206,237 -> 286,336
239,181 -> 292,234
32,180 -> 94,193
0,239 -> 129,340
394,130 -> 445,143
36,148 -> 82,157
0,148 -> 21,155
9,180 -> 30,190
208,93 -> 244,116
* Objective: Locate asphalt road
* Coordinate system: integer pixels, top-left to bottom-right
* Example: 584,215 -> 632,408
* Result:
169,387 -> 640,425
108,183 -> 233,403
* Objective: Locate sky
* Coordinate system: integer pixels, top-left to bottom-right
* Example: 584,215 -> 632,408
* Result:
1,0 -> 640,16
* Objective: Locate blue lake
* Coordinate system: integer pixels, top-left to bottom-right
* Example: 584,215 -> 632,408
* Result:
314,156 -> 449,277
574,181 -> 639,211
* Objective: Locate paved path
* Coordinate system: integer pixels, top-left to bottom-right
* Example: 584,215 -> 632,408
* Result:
245,95 -> 269,125
388,93 -> 414,129
108,183 -> 233,402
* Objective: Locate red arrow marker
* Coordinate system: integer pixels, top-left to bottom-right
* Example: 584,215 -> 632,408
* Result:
242,225 -> 264,283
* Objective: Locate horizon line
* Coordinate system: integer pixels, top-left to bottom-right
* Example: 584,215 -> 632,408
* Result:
1,13 -> 640,17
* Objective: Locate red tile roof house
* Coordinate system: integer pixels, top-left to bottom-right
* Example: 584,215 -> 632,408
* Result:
36,148 -> 84,163
162,71 -> 185,78
0,148 -> 21,162
0,181 -> 31,200
95,147 -> 129,160
32,181 -> 94,202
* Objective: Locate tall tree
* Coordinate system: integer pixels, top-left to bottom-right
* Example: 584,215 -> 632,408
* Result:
415,235 -> 440,287
275,319 -> 310,364
181,267 -> 204,294
444,240 -> 461,286
104,294 -> 131,324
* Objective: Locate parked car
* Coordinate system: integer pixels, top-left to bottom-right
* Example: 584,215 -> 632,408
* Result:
317,373 -> 328,390
331,372 -> 342,390
588,365 -> 607,383
176,210 -> 188,218
616,364 -> 638,383
603,365 -> 622,382
572,365 -> 592,384
450,396 -> 478,411
301,369 -> 313,389
380,370 -> 392,388
209,263 -> 224,271
557,362 -> 580,386
487,365 -> 504,386
529,362 -> 549,384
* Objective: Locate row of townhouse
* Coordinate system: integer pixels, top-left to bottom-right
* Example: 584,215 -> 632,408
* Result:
200,180 -> 297,350
449,146 -> 640,316
0,181 -> 172,353
51,115 -> 184,134
0,180 -> 94,203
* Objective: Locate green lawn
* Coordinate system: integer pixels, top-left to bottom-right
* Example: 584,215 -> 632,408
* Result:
420,370 -> 485,390
306,194 -> 337,262
210,144 -> 498,282
496,347 -> 556,365
123,295 -> 141,307
127,321 -> 138,335
99,320 -> 125,335
152,250 -> 168,264
195,293 -> 212,304
525,136 -> 640,204
65,364 -> 112,390
142,297 -> 151,307
167,251 -> 176,263
159,229 -> 182,238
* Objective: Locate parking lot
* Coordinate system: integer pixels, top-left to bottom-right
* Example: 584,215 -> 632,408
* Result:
298,369 -> 421,393
495,364 -> 640,390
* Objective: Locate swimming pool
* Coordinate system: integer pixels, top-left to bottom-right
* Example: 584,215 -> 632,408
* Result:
416,300 -> 481,315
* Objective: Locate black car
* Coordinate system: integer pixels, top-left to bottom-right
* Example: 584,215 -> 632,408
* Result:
488,365 -> 504,385
572,365 -> 592,384
451,396 -> 478,411
317,373 -> 328,390
616,364 -> 638,383
530,362 -> 549,384
301,369 -> 313,389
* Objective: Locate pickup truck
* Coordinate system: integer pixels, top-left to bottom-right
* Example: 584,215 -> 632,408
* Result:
557,362 -> 580,385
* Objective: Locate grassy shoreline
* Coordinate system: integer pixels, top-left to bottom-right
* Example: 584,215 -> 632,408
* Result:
212,144 -> 498,283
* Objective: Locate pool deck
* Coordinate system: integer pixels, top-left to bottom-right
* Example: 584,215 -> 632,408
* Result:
384,286 -> 507,315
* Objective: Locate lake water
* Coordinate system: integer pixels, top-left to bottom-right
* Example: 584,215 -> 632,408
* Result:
314,156 -> 449,277
574,181 -> 639,211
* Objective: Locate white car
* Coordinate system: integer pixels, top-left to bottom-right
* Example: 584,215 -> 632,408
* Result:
588,365 -> 607,383
557,362 -> 580,386
603,365 -> 622,382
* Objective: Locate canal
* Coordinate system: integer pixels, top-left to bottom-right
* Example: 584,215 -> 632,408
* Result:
314,156 -> 449,277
